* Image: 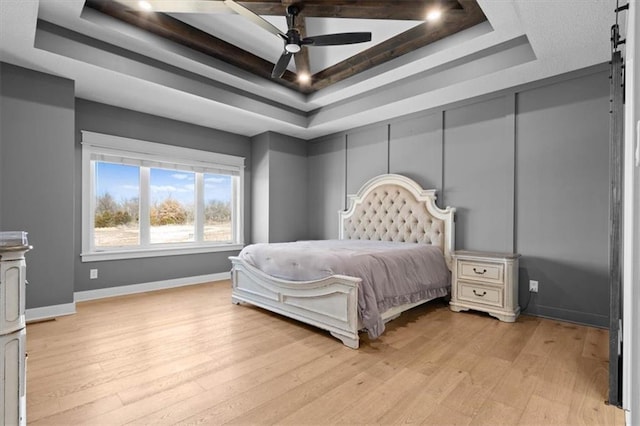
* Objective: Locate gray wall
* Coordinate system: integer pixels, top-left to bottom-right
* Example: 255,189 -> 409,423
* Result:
346,125 -> 388,194
250,131 -> 308,243
251,133 -> 270,243
443,96 -> 515,252
0,63 -> 76,308
0,60 -> 611,328
75,99 -> 252,292
268,133 -> 308,242
308,134 -> 346,240
307,66 -> 610,327
389,112 -> 443,196
516,72 -> 610,325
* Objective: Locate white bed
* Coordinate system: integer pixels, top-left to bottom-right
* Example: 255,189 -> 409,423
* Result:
229,174 -> 456,349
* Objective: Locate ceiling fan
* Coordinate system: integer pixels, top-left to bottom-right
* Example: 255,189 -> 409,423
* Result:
223,0 -> 372,79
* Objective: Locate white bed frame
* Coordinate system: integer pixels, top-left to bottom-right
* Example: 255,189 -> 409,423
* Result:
229,174 -> 455,348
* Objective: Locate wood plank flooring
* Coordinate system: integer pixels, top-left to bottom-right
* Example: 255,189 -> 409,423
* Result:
26,281 -> 625,425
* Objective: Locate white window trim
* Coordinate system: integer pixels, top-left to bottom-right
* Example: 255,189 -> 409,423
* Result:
81,131 -> 245,262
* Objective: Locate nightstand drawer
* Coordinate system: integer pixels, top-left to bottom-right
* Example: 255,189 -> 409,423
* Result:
459,261 -> 504,284
458,282 -> 503,307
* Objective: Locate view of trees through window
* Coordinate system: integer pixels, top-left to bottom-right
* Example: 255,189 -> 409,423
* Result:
94,162 -> 232,248
203,173 -> 232,242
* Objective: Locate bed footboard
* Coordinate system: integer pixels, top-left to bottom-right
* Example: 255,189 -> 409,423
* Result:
229,256 -> 362,349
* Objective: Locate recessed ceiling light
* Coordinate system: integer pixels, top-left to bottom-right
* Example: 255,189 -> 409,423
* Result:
138,0 -> 153,11
426,9 -> 442,22
298,73 -> 310,84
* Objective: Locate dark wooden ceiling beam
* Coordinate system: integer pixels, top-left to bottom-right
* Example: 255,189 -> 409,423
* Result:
85,0 -> 301,90
240,0 -> 462,19
85,0 -> 487,94
309,1 -> 486,91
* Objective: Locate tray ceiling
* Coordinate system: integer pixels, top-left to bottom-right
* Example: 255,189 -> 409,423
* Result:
0,0 -> 614,139
85,0 -> 487,93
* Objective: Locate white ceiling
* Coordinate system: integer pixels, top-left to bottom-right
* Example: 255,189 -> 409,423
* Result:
0,0 -> 615,140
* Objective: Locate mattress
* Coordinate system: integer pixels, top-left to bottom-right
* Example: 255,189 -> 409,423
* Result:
237,240 -> 450,338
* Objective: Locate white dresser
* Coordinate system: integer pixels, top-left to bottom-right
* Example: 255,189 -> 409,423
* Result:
449,250 -> 520,322
0,239 -> 30,426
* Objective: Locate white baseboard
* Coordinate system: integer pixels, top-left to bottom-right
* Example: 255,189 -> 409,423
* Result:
26,302 -> 76,323
74,272 -> 230,302
24,273 -> 229,322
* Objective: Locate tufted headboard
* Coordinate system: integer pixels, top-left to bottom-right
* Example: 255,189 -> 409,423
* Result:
339,174 -> 456,269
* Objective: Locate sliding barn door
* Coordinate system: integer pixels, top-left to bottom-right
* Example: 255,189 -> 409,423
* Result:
609,45 -> 624,407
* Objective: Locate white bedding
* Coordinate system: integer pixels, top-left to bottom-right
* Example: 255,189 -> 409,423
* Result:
238,240 -> 450,338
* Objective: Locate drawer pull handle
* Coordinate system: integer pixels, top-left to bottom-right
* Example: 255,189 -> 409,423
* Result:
473,267 -> 487,275
473,290 -> 487,297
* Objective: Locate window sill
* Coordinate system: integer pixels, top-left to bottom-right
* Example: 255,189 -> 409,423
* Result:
81,243 -> 244,262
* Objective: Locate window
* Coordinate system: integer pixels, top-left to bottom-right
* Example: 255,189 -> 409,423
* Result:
81,131 -> 244,262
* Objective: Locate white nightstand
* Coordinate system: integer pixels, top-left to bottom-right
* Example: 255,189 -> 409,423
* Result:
449,250 -> 520,322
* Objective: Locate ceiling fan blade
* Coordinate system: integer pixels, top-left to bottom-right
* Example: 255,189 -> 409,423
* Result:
114,0 -> 233,14
223,0 -> 285,38
272,52 -> 293,78
303,32 -> 372,47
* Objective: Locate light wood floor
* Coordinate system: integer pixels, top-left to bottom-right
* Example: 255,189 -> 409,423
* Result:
26,281 -> 624,425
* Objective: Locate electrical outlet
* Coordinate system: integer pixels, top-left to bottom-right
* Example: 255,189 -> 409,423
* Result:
90,269 -> 98,279
529,280 -> 539,293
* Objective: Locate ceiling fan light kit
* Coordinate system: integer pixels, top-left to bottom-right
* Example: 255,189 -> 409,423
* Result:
285,44 -> 301,54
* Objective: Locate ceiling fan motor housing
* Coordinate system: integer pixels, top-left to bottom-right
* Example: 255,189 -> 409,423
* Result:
286,5 -> 301,17
285,29 -> 302,52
